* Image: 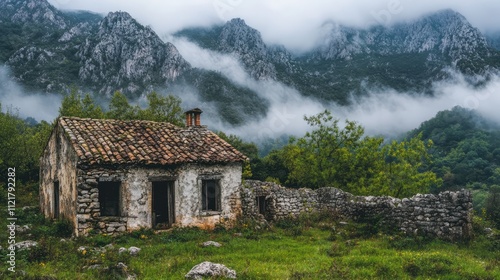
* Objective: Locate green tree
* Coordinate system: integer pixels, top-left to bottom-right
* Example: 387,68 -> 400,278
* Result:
81,93 -> 105,119
138,92 -> 184,126
379,135 -> 441,197
282,110 -> 441,197
283,110 -> 367,190
0,105 -> 52,183
59,88 -> 84,117
59,88 -> 104,119
106,91 -> 138,120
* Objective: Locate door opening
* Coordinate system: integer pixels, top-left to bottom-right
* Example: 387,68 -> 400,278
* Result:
152,181 -> 175,229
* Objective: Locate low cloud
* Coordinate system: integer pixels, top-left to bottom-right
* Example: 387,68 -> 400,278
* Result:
168,37 -> 500,142
2,45 -> 500,145
0,66 -> 62,122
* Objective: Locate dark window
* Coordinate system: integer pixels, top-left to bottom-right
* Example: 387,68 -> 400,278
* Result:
54,181 -> 60,219
98,182 -> 121,216
256,196 -> 267,215
202,180 -> 221,211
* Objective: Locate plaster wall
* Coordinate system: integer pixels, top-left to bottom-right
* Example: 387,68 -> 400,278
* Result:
39,125 -> 79,233
75,163 -> 242,235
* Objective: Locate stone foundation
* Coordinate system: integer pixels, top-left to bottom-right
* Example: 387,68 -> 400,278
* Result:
242,180 -> 473,240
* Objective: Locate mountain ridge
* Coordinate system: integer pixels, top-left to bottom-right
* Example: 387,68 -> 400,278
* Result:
1,0 -> 500,125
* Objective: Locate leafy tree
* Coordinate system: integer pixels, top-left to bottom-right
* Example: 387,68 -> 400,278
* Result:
282,110 -> 441,197
379,135 -> 441,197
59,88 -> 104,119
81,93 -> 105,119
283,111 -> 366,190
0,105 -> 52,183
106,91 -> 138,120
252,148 -> 290,185
138,92 -> 184,126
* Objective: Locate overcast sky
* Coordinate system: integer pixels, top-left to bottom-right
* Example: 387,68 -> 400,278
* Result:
48,0 -> 500,52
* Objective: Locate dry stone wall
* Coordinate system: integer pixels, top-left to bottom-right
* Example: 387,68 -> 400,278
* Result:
242,180 -> 473,240
76,168 -> 128,236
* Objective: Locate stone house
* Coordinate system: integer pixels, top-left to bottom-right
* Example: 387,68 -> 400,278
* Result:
39,109 -> 247,236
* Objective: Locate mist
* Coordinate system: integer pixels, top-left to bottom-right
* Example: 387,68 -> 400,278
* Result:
168,36 -> 500,142
0,66 -> 62,122
2,48 -> 500,144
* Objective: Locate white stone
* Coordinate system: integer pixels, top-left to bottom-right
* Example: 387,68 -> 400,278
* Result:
202,241 -> 222,247
128,246 -> 141,256
185,261 -> 236,279
14,241 -> 38,250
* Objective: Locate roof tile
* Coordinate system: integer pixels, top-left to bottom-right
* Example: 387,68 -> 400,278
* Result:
59,117 -> 248,166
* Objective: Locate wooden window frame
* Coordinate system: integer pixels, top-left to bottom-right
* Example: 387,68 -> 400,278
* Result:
201,179 -> 221,212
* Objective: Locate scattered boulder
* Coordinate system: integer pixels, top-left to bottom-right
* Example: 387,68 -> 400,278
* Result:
118,247 -> 128,254
116,262 -> 128,270
128,246 -> 141,256
14,240 -> 38,250
202,241 -> 222,247
16,224 -> 31,233
185,261 -> 237,279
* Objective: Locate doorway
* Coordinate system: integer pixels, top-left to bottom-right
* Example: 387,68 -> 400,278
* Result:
152,181 -> 175,229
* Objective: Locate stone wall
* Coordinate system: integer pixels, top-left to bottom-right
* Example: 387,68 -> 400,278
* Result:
76,168 -> 128,236
242,180 -> 473,240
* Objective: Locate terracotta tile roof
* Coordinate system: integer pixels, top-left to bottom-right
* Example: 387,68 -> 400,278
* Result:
59,117 -> 248,166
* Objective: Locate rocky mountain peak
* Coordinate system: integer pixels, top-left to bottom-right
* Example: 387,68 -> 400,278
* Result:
219,18 -> 266,55
314,9 -> 490,63
0,0 -> 67,29
99,11 -> 148,37
77,11 -> 190,95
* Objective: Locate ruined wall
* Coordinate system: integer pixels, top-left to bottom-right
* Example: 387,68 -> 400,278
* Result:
39,124 -> 79,232
242,180 -> 473,240
75,163 -> 242,236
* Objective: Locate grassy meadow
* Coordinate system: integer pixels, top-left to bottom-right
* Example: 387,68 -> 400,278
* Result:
1,207 -> 499,279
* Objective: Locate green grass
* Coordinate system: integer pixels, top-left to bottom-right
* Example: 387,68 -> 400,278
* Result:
1,209 -> 499,279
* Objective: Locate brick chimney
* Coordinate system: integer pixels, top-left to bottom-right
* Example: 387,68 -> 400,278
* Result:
185,108 -> 203,127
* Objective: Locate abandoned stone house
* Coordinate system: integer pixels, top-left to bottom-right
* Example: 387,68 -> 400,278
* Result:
39,109 -> 247,236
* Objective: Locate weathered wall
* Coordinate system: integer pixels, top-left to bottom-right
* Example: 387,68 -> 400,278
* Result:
75,163 -> 242,236
242,180 -> 473,240
39,124 -> 79,233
